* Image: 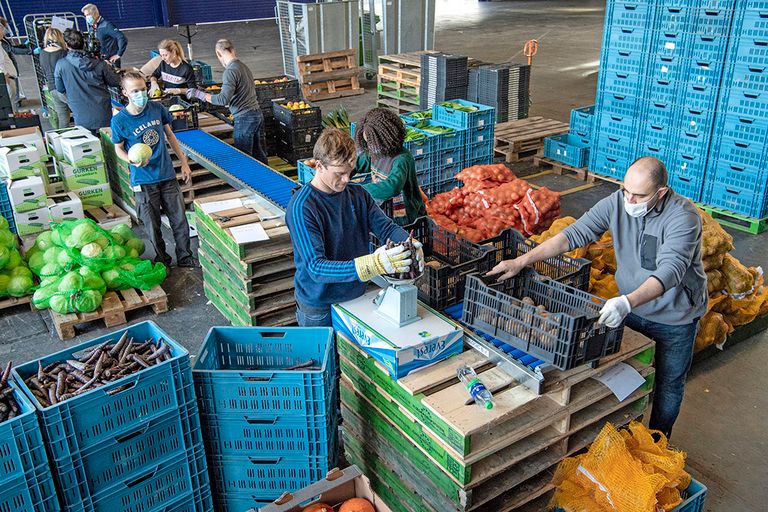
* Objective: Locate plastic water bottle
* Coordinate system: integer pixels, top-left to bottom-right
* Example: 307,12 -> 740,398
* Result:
457,365 -> 493,410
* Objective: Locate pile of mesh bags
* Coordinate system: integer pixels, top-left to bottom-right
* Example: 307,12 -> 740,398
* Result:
0,216 -> 34,298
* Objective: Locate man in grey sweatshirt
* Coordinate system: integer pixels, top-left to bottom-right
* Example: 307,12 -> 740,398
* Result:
489,156 -> 707,438
186,39 -> 267,163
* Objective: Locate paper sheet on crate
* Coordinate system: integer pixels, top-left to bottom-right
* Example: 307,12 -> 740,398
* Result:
230,223 -> 269,244
593,362 -> 645,402
200,198 -> 243,214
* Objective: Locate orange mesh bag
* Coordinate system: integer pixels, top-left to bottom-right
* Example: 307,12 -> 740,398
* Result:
455,163 -> 515,184
694,311 -> 731,352
551,421 -> 690,512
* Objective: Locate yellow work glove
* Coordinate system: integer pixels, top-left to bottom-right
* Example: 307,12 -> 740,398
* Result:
354,244 -> 412,281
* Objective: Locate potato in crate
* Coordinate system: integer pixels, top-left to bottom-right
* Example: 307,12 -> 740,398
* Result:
462,268 -> 623,370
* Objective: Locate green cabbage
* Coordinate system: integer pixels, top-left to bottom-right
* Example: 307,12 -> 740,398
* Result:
11,266 -> 32,279
39,262 -> 64,278
58,272 -> 82,292
94,235 -> 110,249
70,222 -> 98,248
0,274 -> 9,296
32,283 -> 58,309
5,250 -> 21,270
57,250 -> 76,271
103,246 -> 126,261
80,243 -> 102,259
101,268 -> 124,290
124,238 -> 145,256
126,248 -> 140,259
110,224 -> 136,242
34,231 -> 54,251
49,294 -> 72,314
27,251 -> 45,274
0,230 -> 16,250
73,289 -> 102,313
0,216 -> 7,231
0,246 -> 8,269
51,229 -> 64,247
7,275 -> 33,297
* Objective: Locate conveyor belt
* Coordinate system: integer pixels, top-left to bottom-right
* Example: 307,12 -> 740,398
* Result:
175,129 -> 296,210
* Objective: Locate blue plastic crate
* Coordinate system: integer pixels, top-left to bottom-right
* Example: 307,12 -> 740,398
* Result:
418,162 -> 463,188
689,33 -> 729,62
605,26 -> 652,54
200,409 -> 337,458
12,322 -> 194,460
0,182 -> 16,234
544,134 -> 591,168
421,177 -> 462,199
55,403 -> 203,507
710,159 -> 766,189
413,153 -> 432,173
655,5 -> 692,33
648,54 -> 685,83
208,449 -> 337,501
464,156 -> 493,168
737,9 -> 768,40
604,47 -> 645,75
680,81 -> 721,112
405,130 -> 438,158
593,132 -> 635,161
213,495 -> 272,512
162,488 -> 215,512
597,91 -> 639,118
192,327 -> 337,418
731,63 -> 768,94
432,149 -> 462,168
642,100 -> 676,127
693,6 -> 735,37
706,181 -> 768,218
724,87 -> 768,118
597,112 -> 637,140
678,106 -> 716,135
465,142 -> 493,162
589,151 -> 629,180
0,383 -> 50,487
605,1 -> 652,30
598,69 -> 644,98
684,59 -> 726,88
637,121 -> 675,154
190,60 -> 214,85
720,113 -> 768,143
677,130 -> 713,156
714,136 -> 766,168
400,110 -> 432,125
554,478 -> 706,512
669,154 -> 707,202
652,30 -> 688,59
733,37 -> 768,68
1,463 -> 60,512
432,100 -> 495,130
465,124 -> 492,146
645,77 -> 679,105
569,105 -> 595,138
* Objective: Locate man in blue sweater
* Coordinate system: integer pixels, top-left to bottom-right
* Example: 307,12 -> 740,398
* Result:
111,70 -> 195,268
489,156 -> 707,438
81,4 -> 127,67
286,128 -> 424,327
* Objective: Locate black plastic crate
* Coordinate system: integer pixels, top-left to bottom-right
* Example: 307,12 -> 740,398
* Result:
462,269 -> 624,370
156,96 -> 199,131
277,122 -> 322,147
272,100 -> 322,130
371,216 -> 493,309
480,228 -> 591,291
254,76 -> 301,103
277,140 -> 314,163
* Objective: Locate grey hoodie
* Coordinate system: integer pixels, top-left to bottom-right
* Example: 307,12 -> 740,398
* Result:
562,189 -> 707,326
54,50 -> 120,131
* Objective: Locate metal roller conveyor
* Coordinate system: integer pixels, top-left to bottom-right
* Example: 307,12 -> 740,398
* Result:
174,130 -> 297,211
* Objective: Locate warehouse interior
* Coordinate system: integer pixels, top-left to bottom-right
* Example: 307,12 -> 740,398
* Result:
1,1 -> 766,511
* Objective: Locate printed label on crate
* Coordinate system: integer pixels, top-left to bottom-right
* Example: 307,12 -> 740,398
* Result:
447,157 -> 454,164
58,161 -> 108,190
72,183 -> 112,210
332,290 -> 464,379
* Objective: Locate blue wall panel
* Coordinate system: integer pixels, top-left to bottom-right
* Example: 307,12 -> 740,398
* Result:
6,0 -> 167,36
167,0 -> 276,26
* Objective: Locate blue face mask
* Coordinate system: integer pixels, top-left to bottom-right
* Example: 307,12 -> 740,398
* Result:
86,15 -> 95,25
130,91 -> 148,109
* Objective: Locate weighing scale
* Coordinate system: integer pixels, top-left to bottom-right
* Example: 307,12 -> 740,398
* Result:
373,275 -> 422,327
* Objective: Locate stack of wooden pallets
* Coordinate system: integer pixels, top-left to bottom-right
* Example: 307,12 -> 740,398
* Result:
494,117 -> 569,163
297,49 -> 364,102
339,329 -> 656,512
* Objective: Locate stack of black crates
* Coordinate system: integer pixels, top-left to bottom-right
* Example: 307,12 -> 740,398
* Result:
253,76 -> 303,156
419,53 -> 469,109
271,100 -> 323,163
468,64 -> 531,123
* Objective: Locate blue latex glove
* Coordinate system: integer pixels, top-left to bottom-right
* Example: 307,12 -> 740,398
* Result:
185,88 -> 207,101
32,47 -> 41,55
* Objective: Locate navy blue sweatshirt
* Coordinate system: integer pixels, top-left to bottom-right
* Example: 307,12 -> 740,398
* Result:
94,18 -> 127,59
54,50 -> 120,131
286,183 -> 408,308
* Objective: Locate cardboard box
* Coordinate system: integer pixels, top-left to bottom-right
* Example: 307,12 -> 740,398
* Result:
57,160 -> 108,190
47,192 -> 84,223
332,290 -> 464,379
72,183 -> 112,210
46,126 -> 91,160
41,161 -> 66,196
259,466 -> 392,512
59,132 -> 103,167
0,144 -> 44,180
13,206 -> 50,236
8,176 -> 47,213
0,127 -> 46,161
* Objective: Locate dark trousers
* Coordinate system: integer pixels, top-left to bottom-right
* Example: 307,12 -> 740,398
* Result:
233,109 -> 268,164
625,312 -> 699,439
135,179 -> 192,266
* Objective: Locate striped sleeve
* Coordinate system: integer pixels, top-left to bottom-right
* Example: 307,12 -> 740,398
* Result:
289,186 -> 361,283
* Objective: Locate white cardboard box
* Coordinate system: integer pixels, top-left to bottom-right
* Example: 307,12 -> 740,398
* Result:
13,206 -> 50,236
0,127 -> 46,161
47,192 -> 84,223
8,176 -> 47,213
57,160 -> 108,190
59,132 -> 103,167
0,145 -> 43,180
72,183 -> 112,210
332,289 -> 464,379
46,126 -> 91,160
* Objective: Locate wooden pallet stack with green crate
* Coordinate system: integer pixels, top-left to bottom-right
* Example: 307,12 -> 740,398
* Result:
193,191 -> 297,327
338,329 -> 656,512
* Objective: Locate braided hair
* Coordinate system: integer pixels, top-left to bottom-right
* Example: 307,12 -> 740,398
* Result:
354,107 -> 406,158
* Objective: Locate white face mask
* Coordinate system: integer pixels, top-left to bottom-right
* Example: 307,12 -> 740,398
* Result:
623,191 -> 658,218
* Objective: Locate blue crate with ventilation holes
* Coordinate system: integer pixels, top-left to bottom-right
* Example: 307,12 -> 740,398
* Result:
569,105 -> 595,138
432,100 -> 495,130
555,479 -> 706,512
544,134 -> 591,168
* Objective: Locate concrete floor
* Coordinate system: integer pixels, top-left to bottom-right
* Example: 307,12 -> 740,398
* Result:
6,1 -> 768,510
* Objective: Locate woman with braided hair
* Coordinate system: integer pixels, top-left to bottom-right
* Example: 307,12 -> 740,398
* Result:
355,107 -> 427,225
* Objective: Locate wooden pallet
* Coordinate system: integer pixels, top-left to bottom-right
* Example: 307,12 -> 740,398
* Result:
587,171 -> 624,187
0,295 -> 35,313
695,202 -> 768,235
377,96 -> 422,114
377,79 -> 420,105
494,117 -> 569,163
297,49 -> 364,102
533,155 -> 589,181
203,279 -> 296,327
50,286 -> 168,340
85,204 -> 131,230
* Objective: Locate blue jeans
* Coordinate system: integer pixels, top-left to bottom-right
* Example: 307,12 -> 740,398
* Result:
625,312 -> 699,439
295,300 -> 333,327
233,109 -> 268,164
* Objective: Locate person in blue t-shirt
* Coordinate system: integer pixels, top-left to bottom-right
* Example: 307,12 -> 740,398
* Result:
286,128 -> 425,327
111,70 -> 196,268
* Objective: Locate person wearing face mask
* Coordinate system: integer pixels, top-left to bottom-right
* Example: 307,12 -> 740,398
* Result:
185,39 -> 267,164
286,128 -> 425,327
146,39 -> 197,97
0,17 -> 34,108
54,29 -> 120,134
110,70 -> 196,269
488,156 -> 706,439
81,4 -> 127,67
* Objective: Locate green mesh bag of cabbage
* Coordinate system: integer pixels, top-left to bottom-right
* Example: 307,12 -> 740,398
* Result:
0,219 -> 35,298
101,258 -> 166,291
32,267 -> 107,313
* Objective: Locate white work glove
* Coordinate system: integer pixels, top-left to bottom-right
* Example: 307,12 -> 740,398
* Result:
354,244 -> 412,281
412,239 -> 425,273
598,295 -> 631,328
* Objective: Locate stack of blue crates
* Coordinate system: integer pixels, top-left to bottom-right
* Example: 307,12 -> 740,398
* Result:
0,179 -> 16,233
192,327 -> 339,512
542,105 -> 595,168
432,99 -> 495,179
0,382 -> 59,512
12,321 -> 213,512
